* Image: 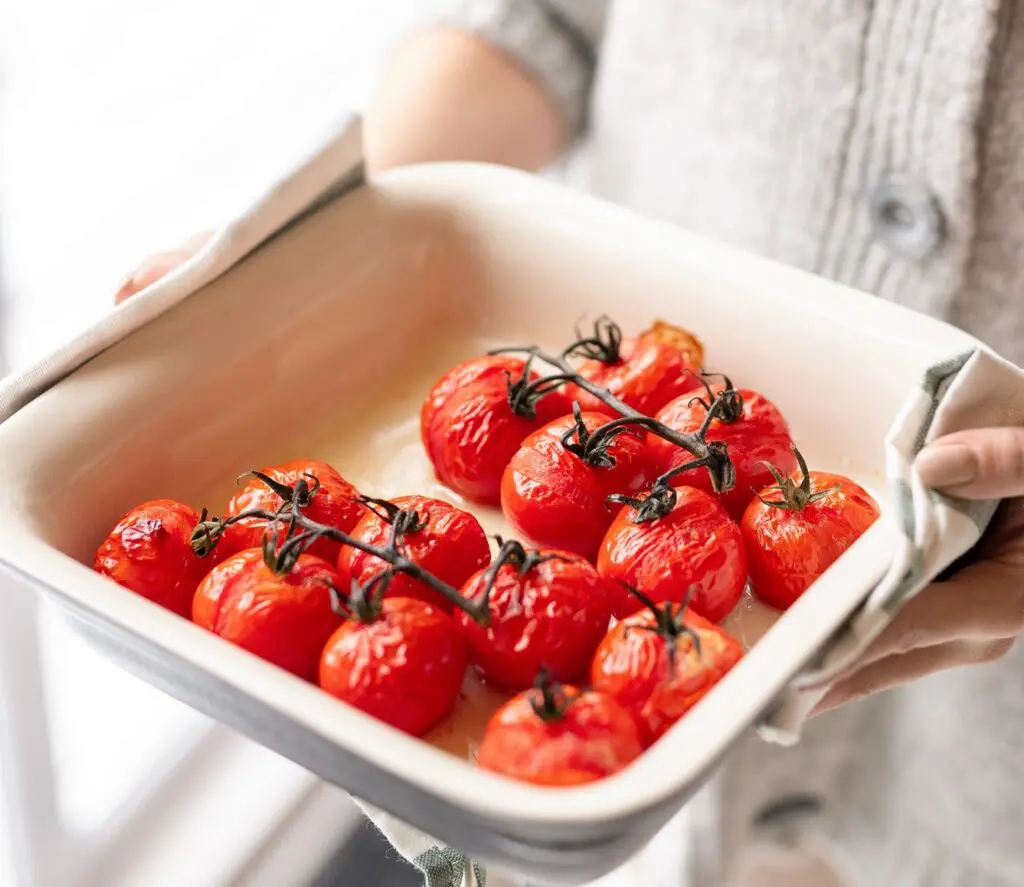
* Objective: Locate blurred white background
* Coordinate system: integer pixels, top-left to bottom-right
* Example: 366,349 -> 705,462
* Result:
0,3 -> 426,885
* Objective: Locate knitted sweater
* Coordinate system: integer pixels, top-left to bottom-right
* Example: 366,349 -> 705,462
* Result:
442,3 -> 1024,886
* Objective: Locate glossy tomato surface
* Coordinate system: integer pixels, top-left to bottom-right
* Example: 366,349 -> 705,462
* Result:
597,486 -> 747,623
500,411 -> 653,559
337,495 -> 491,612
193,549 -> 342,682
742,471 -> 881,610
319,597 -> 467,737
456,551 -> 613,692
94,499 -> 215,617
477,684 -> 643,785
591,607 -> 744,745
420,355 -> 526,441
423,356 -> 571,505
222,459 -> 362,562
568,322 -> 703,418
649,384 -> 797,518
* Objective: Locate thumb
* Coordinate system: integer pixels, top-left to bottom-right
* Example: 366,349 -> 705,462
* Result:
915,427 -> 1024,499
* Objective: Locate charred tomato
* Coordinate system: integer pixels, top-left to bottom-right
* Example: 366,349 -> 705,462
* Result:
597,485 -> 747,624
455,542 -> 613,692
477,671 -> 643,785
337,495 -> 490,613
222,459 -> 362,561
500,407 -> 653,559
741,450 -> 881,610
193,549 -> 342,682
94,499 -> 216,618
591,593 -> 744,745
319,595 -> 467,737
422,355 -> 571,505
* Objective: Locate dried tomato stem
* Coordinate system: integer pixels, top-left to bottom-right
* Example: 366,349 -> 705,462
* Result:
758,446 -> 840,512
622,584 -> 703,672
529,667 -> 573,722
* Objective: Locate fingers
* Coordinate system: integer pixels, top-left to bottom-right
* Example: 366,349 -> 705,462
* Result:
114,231 -> 214,304
915,427 -> 1024,499
811,637 -> 1014,717
847,562 -> 1024,671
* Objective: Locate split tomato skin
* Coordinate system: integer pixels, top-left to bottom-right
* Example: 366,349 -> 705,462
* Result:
455,551 -> 614,692
94,499 -> 215,618
337,495 -> 491,612
591,607 -> 744,745
500,411 -> 653,559
423,358 -> 571,505
742,471 -> 881,610
649,386 -> 797,519
597,486 -> 747,624
193,549 -> 343,682
319,597 -> 467,737
571,336 -> 701,419
477,685 -> 643,786
222,459 -> 362,562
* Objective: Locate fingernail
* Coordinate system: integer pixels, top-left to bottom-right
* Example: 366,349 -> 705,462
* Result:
114,271 -> 139,304
915,443 -> 977,488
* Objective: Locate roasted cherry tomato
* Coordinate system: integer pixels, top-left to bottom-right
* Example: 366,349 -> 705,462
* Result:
567,319 -> 703,418
319,596 -> 467,737
193,549 -> 342,682
337,495 -> 490,613
222,459 -> 361,562
597,485 -> 747,623
500,408 -> 654,559
422,355 -> 571,505
477,671 -> 643,785
591,594 -> 744,745
455,542 -> 613,692
741,450 -> 881,610
94,499 -> 216,617
648,380 -> 797,518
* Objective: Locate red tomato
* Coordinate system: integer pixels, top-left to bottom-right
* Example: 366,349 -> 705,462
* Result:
319,596 -> 467,737
423,356 -> 571,505
337,496 -> 491,613
455,544 -> 613,692
500,409 -> 654,559
591,599 -> 744,745
597,486 -> 747,623
193,549 -> 342,682
741,454 -> 881,610
568,320 -> 703,418
94,499 -> 215,617
477,675 -> 643,785
420,354 -> 526,441
222,459 -> 361,561
649,382 -> 797,518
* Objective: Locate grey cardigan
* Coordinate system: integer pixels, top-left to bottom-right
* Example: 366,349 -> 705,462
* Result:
442,2 -> 1024,886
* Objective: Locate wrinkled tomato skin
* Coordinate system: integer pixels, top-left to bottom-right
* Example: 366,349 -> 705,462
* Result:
319,597 -> 467,737
597,486 -> 747,624
424,359 -> 571,506
222,459 -> 362,562
94,499 -> 216,618
456,553 -> 613,692
649,386 -> 797,518
591,608 -> 744,745
741,472 -> 881,610
337,495 -> 491,613
500,412 -> 654,559
193,549 -> 343,682
477,685 -> 643,785
569,337 -> 701,418
420,355 -> 526,442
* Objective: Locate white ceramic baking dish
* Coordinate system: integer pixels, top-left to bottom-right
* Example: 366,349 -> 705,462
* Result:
0,163 -> 982,884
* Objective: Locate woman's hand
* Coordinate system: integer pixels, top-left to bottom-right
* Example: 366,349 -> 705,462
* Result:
813,428 -> 1024,715
113,231 -> 213,303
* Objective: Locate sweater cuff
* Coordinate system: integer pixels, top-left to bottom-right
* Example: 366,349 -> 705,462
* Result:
441,0 -> 597,137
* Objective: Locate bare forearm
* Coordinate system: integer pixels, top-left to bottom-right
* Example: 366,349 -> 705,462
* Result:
364,27 -> 569,175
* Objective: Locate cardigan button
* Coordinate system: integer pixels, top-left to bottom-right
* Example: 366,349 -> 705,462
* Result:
869,175 -> 946,261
